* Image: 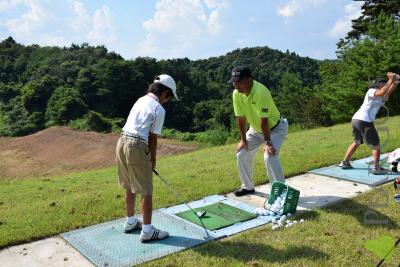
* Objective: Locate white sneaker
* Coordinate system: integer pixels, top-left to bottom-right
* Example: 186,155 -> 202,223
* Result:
140,226 -> 169,242
338,161 -> 353,169
123,220 -> 142,233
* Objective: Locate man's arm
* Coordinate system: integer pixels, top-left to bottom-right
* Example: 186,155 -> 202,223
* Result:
375,72 -> 395,97
260,117 -> 275,155
260,117 -> 271,142
148,133 -> 158,169
384,74 -> 399,99
236,116 -> 248,152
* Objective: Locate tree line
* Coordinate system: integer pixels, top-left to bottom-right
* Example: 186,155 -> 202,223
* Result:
0,0 -> 399,138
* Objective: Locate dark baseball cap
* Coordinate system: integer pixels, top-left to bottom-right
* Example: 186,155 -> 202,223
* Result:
374,78 -> 386,87
227,66 -> 252,83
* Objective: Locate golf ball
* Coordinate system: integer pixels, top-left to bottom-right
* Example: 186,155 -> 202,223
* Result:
300,219 -> 305,223
287,213 -> 292,218
272,225 -> 281,231
271,218 -> 277,224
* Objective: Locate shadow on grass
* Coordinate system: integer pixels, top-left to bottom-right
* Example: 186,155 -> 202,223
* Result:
321,197 -> 398,228
194,241 -> 329,263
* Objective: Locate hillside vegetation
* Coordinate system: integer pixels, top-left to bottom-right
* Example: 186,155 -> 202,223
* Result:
1,13 -> 399,139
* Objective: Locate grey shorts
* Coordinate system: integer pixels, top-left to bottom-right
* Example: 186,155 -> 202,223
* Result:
351,119 -> 380,147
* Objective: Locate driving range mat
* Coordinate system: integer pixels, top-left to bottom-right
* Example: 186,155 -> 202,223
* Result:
175,202 -> 257,230
61,210 -> 215,267
309,155 -> 398,186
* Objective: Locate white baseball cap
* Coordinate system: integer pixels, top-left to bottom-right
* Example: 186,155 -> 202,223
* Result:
154,74 -> 179,100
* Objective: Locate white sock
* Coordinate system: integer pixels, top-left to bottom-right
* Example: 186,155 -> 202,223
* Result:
142,224 -> 152,233
127,216 -> 137,225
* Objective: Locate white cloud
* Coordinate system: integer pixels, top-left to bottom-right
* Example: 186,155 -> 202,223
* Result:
203,0 -> 228,9
0,0 -> 116,49
329,3 -> 362,37
207,10 -> 222,35
70,1 -> 91,33
3,0 -> 47,38
0,0 -> 24,11
138,0 -> 228,59
277,0 -> 326,17
87,5 -> 116,46
278,0 -> 299,17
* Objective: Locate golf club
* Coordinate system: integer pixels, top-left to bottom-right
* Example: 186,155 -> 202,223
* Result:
153,169 -> 211,239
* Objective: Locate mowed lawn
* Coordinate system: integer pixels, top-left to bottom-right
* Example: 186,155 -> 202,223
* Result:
1,116 -> 400,266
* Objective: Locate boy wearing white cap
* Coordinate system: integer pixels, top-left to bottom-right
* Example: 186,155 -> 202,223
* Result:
116,74 -> 178,242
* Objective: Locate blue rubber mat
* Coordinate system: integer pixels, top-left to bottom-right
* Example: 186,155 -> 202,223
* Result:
162,195 -> 278,238
61,210 -> 215,267
309,156 -> 398,186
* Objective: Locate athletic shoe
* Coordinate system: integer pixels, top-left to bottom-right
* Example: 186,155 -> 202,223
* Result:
123,220 -> 142,233
338,161 -> 353,169
234,188 -> 255,197
372,166 -> 387,175
140,226 -> 169,242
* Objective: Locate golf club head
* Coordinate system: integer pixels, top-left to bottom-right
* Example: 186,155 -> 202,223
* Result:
196,210 -> 206,218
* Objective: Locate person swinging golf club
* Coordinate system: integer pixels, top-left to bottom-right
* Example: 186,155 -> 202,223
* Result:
339,72 -> 399,174
116,74 -> 178,242
229,66 -> 289,196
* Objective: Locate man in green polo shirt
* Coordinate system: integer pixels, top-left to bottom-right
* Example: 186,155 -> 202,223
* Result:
229,66 -> 289,196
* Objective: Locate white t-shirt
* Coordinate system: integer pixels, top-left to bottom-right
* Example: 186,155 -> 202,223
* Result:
122,93 -> 166,142
352,88 -> 385,122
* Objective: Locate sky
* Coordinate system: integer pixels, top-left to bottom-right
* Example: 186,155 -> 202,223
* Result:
0,0 -> 362,61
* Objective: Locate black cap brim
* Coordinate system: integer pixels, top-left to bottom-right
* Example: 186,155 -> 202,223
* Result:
227,76 -> 242,83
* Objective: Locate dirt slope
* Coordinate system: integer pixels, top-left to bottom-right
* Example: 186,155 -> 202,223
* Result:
0,127 -> 196,180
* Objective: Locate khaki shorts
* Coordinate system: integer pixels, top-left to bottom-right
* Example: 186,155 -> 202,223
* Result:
116,136 -> 153,195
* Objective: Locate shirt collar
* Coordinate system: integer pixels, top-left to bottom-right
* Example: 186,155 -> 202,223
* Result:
147,93 -> 159,102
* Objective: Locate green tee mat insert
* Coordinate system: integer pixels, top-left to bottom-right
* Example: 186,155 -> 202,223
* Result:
175,202 -> 257,230
309,155 -> 398,186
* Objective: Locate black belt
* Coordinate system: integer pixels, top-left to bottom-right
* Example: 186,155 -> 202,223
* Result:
270,118 -> 282,131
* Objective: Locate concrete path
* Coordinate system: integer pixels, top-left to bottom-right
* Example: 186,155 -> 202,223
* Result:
226,173 -> 372,210
0,173 -> 375,267
0,237 -> 93,267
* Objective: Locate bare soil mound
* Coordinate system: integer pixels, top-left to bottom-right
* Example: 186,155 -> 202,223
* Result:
0,126 -> 196,180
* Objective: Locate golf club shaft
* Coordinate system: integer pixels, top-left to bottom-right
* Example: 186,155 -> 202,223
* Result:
153,169 -> 211,238
153,170 -> 196,213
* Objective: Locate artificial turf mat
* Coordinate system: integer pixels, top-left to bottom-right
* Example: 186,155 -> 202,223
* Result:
175,202 -> 257,230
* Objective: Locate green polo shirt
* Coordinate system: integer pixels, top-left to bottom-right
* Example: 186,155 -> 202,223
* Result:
232,80 -> 280,133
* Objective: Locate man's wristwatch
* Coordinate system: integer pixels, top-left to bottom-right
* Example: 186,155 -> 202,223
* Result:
265,140 -> 272,146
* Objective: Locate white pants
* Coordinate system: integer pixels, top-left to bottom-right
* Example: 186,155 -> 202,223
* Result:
237,118 -> 288,190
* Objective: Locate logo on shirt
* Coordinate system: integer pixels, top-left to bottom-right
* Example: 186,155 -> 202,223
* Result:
262,108 -> 268,113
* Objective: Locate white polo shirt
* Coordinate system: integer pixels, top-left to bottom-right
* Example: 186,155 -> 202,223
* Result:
122,93 -> 166,142
352,88 -> 385,122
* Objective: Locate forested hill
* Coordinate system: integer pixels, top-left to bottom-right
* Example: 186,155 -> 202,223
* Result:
0,37 -> 321,136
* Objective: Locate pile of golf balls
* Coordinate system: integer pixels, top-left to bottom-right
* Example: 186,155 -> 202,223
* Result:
254,189 -> 288,216
271,217 -> 305,230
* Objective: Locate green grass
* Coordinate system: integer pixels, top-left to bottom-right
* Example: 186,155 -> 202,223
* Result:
1,116 -> 400,266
